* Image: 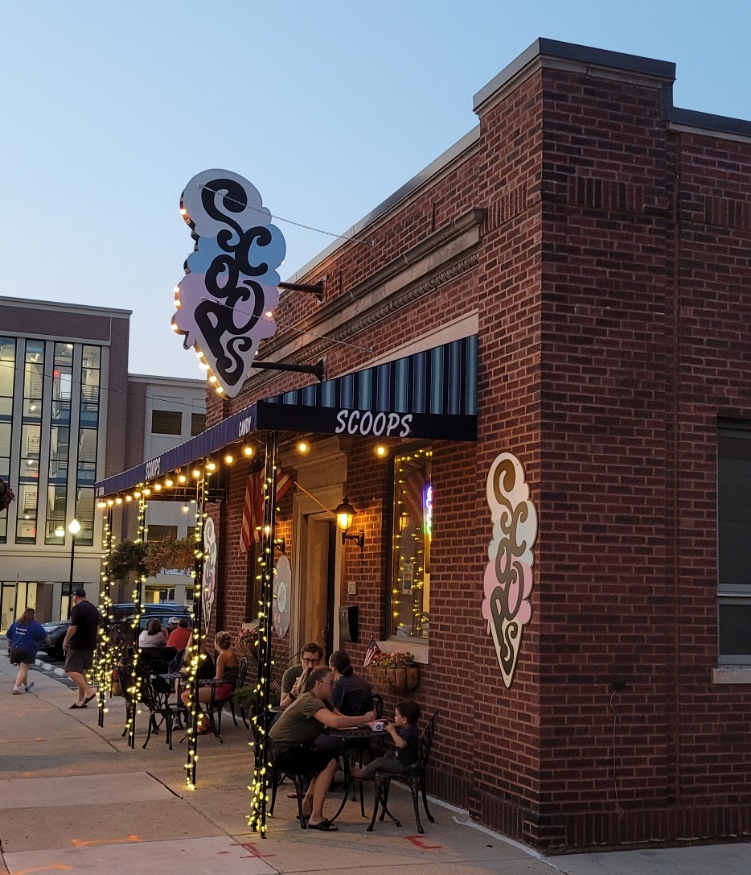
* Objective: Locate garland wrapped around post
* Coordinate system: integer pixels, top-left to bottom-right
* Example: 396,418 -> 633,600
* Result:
248,432 -> 279,836
185,464 -> 207,789
125,494 -> 147,748
94,505 -> 114,727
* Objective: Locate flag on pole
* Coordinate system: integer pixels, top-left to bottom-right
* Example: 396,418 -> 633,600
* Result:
363,638 -> 380,669
239,468 -> 294,555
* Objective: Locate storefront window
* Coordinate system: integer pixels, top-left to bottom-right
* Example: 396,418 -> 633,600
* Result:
718,425 -> 751,664
389,446 -> 431,640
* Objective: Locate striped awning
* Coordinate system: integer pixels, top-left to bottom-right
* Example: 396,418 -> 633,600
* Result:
95,335 -> 477,498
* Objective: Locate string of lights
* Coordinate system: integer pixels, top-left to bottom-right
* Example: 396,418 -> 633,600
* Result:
95,506 -> 115,727
247,437 -> 279,836
124,497 -> 147,748
174,295 -> 375,357
198,183 -> 374,248
185,464 -> 208,790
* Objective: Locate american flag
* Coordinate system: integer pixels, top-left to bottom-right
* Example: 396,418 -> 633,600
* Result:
239,469 -> 294,555
363,638 -> 380,669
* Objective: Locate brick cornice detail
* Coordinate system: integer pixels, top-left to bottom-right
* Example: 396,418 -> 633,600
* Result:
237,210 -> 484,397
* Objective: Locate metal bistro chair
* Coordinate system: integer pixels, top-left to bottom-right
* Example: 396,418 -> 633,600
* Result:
201,658 -> 244,739
249,709 -> 309,830
265,738 -> 312,829
116,663 -> 139,740
367,710 -> 439,834
137,646 -> 178,677
227,656 -> 248,727
140,674 -> 185,750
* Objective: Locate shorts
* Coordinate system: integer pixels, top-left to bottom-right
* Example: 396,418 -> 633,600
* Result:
10,646 -> 35,666
212,682 -> 233,702
65,648 -> 94,673
275,745 -> 337,777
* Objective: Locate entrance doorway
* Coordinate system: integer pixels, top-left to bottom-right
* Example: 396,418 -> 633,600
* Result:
299,514 -> 336,659
1,581 -> 38,633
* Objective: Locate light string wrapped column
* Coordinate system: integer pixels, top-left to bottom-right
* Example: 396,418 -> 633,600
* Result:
94,505 -> 114,728
248,432 -> 278,836
125,494 -> 147,748
185,464 -> 206,789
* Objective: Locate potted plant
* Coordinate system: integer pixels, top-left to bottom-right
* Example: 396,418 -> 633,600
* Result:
236,623 -> 260,664
369,650 -> 419,693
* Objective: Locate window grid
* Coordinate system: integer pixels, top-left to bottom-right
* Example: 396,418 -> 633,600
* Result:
0,336 -> 15,543
75,345 -> 101,546
718,425 -> 751,664
16,340 -> 45,543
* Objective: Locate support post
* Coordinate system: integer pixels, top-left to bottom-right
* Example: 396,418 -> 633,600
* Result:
126,495 -> 147,749
186,465 -> 206,789
248,432 -> 278,836
95,506 -> 114,727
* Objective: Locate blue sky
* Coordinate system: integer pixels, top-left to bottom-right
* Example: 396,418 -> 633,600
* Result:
2,1 -> 750,379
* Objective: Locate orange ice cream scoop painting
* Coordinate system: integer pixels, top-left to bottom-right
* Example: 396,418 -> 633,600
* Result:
482,452 -> 538,688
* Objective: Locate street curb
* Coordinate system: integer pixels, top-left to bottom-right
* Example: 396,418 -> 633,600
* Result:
35,657 -> 68,677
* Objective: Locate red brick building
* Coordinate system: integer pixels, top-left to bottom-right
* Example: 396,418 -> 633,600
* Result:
97,39 -> 751,851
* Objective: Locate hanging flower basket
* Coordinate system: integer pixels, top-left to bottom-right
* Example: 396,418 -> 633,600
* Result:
368,651 -> 420,693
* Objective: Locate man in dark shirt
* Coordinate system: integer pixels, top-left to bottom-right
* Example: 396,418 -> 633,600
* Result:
63,588 -> 100,709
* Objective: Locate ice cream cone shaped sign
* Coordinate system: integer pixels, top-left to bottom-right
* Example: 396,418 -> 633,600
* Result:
482,452 -> 538,688
172,170 -> 285,398
202,516 -> 217,631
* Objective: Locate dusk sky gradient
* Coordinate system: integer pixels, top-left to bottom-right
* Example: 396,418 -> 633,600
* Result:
2,1 -> 750,379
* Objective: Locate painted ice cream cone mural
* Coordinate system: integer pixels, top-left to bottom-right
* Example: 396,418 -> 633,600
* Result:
482,452 -> 538,688
172,170 -> 286,398
202,516 -> 218,632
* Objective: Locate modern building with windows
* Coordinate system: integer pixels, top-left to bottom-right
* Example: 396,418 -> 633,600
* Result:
123,374 -> 206,605
95,40 -> 751,852
0,297 -> 204,628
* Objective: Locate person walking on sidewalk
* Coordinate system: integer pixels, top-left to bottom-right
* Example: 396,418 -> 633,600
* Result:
62,588 -> 100,709
6,607 -> 48,694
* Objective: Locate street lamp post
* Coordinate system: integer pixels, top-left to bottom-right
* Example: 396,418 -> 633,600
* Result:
67,518 -> 81,591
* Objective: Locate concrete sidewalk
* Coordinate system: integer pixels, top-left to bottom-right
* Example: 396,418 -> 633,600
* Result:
1,652 -> 749,875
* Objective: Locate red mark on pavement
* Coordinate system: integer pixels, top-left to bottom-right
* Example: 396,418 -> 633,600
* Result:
231,841 -> 276,859
406,835 -> 443,850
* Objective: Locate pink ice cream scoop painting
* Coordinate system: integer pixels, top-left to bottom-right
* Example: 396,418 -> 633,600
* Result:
482,452 -> 538,688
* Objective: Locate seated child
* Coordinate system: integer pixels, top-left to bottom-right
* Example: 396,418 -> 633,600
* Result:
351,700 -> 421,779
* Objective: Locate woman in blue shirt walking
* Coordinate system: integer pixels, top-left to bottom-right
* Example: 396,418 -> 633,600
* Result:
6,608 -> 48,694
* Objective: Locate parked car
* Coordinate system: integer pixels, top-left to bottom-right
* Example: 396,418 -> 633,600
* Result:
111,602 -> 192,647
37,603 -> 192,659
39,620 -> 71,661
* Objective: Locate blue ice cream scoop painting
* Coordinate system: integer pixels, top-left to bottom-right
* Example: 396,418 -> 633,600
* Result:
172,170 -> 285,397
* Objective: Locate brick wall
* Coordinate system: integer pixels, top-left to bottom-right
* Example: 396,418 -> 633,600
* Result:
203,44 -> 751,851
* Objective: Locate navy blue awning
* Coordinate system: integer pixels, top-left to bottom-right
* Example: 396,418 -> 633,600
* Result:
95,335 -> 477,498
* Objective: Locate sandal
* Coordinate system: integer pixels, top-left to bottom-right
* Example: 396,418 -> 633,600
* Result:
307,819 -> 338,832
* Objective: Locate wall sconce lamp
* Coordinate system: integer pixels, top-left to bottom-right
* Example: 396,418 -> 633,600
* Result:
274,537 -> 286,554
334,496 -> 365,550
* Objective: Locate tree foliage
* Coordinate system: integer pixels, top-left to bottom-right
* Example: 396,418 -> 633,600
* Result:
108,537 -> 194,582
144,537 -> 195,578
108,540 -> 147,582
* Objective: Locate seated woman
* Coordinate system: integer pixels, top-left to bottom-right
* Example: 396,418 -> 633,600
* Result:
181,631 -> 238,733
269,666 -> 375,832
329,650 -> 373,716
138,618 -> 168,648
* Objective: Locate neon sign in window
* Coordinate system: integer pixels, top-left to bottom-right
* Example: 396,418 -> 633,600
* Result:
424,484 -> 433,539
